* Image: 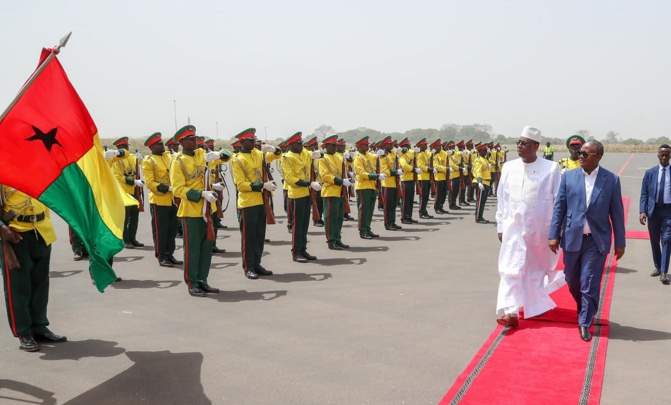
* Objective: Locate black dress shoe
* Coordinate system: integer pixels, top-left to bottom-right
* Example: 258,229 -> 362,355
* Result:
131,240 -> 144,247
73,252 -> 83,261
401,218 -> 413,224
124,242 -> 135,249
216,223 -> 227,229
264,238 -> 270,242
651,268 -> 661,277
245,270 -> 259,279
460,202 -> 470,206
449,205 -> 461,210
419,214 -> 433,219
34,331 -> 67,343
360,233 -> 373,240
176,233 -> 183,239
329,243 -> 345,250
385,226 -> 397,231
579,326 -> 592,342
115,277 -> 122,282
661,273 -> 670,285
336,241 -> 350,249
159,259 -> 174,267
293,255 -> 309,263
201,284 -> 220,293
302,251 -> 317,260
313,220 -> 324,227
367,231 -> 379,238
256,266 -> 273,276
212,246 -> 226,254
188,287 -> 207,297
410,218 -> 419,223
287,226 -> 293,234
168,255 -> 183,265
477,218 -> 490,224
392,224 -> 403,230
19,336 -> 39,352
344,215 -> 355,221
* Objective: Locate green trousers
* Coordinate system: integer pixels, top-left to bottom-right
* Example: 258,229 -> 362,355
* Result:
382,187 -> 398,228
401,181 -> 415,220
434,180 -> 447,212
124,203 -> 140,243
150,204 -> 178,262
356,188 -> 376,235
450,178 -> 461,206
475,184 -> 490,221
238,204 -> 267,272
69,226 -> 87,255
182,217 -> 214,289
418,180 -> 430,215
324,197 -> 344,245
290,197 -> 310,254
1,231 -> 52,337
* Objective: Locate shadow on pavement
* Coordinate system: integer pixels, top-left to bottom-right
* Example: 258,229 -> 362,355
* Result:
377,236 -> 421,242
110,280 -> 181,290
397,228 -> 438,233
50,270 -> 84,278
0,379 -> 57,405
38,339 -> 125,361
312,258 -> 367,266
211,262 -> 237,269
265,240 -> 292,246
615,267 -> 638,274
348,246 -> 389,253
608,322 -> 671,342
268,272 -> 332,282
63,350 -> 210,405
114,256 -> 144,263
208,290 -> 287,302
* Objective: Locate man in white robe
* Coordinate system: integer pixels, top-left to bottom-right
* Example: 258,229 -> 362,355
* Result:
495,126 -> 564,327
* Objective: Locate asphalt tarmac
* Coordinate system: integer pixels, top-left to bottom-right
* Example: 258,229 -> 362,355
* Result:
0,152 -> 668,404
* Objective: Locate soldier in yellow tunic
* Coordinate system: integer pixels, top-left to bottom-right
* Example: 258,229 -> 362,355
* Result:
110,137 -> 145,249
166,136 -> 183,238
337,139 -> 355,221
378,136 -> 403,230
473,143 -> 493,223
204,138 -> 227,254
464,139 -> 476,203
0,187 -> 66,351
415,138 -> 434,219
354,136 -> 384,238
282,132 -> 322,262
431,139 -> 451,214
231,128 -> 281,277
169,125 -> 231,297
558,135 -> 584,173
318,135 -> 352,249
398,138 -> 417,224
277,140 -> 293,233
142,132 -> 182,268
304,136 -> 325,227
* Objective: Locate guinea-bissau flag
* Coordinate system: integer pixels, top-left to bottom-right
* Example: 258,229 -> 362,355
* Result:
0,48 -> 125,292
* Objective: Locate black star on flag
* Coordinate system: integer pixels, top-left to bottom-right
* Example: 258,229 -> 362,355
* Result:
27,125 -> 62,151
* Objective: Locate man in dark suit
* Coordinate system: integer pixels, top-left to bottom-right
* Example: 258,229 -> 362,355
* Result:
639,145 -> 671,284
549,140 -> 626,342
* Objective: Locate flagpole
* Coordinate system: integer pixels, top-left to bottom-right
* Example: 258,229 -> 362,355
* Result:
0,32 -> 72,124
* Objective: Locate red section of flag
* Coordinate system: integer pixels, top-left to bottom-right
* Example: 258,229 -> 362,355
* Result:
0,48 -> 95,197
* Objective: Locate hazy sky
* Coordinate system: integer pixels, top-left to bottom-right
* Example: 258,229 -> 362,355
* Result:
1,1 -> 669,142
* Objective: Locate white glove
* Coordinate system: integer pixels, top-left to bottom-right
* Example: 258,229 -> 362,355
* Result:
486,148 -> 491,153
310,182 -> 322,191
342,179 -> 352,187
376,149 -> 385,156
212,182 -> 225,191
348,171 -> 355,178
104,150 -> 120,160
413,147 -> 420,153
201,191 -> 218,202
432,168 -> 438,174
478,183 -> 485,191
261,144 -> 276,153
447,150 -> 454,155
205,151 -> 220,163
135,152 -> 143,161
263,181 -> 277,191
448,167 -> 454,173
168,186 -> 173,192
462,150 -> 468,156
134,179 -> 144,187
343,152 -> 351,159
561,168 -> 567,175
311,151 -> 322,159
396,169 -> 404,176
461,168 -> 468,174
414,168 -> 423,174
430,149 -> 436,154
395,147 -> 402,153
378,173 -> 387,181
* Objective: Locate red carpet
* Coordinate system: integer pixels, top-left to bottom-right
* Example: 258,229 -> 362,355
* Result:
625,230 -> 649,240
440,197 -> 630,405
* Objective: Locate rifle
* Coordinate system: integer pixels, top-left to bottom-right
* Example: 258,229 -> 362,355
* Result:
413,150 -> 420,195
458,151 -> 466,202
342,156 -> 351,215
262,154 -> 276,225
203,163 -> 216,241
446,151 -> 453,197
395,151 -> 403,199
347,156 -> 355,199
310,158 -> 320,222
429,150 -> 437,195
376,153 -> 383,207
215,163 -> 224,219
134,150 -> 144,212
0,210 -> 21,271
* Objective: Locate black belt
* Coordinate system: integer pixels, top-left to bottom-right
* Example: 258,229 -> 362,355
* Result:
583,233 -> 592,238
656,203 -> 671,207
16,213 -> 45,223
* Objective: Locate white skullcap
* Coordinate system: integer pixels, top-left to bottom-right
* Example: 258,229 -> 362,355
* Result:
520,126 -> 541,143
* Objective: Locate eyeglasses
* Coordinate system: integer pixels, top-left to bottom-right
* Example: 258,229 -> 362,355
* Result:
516,140 -> 537,147
577,151 -> 600,158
